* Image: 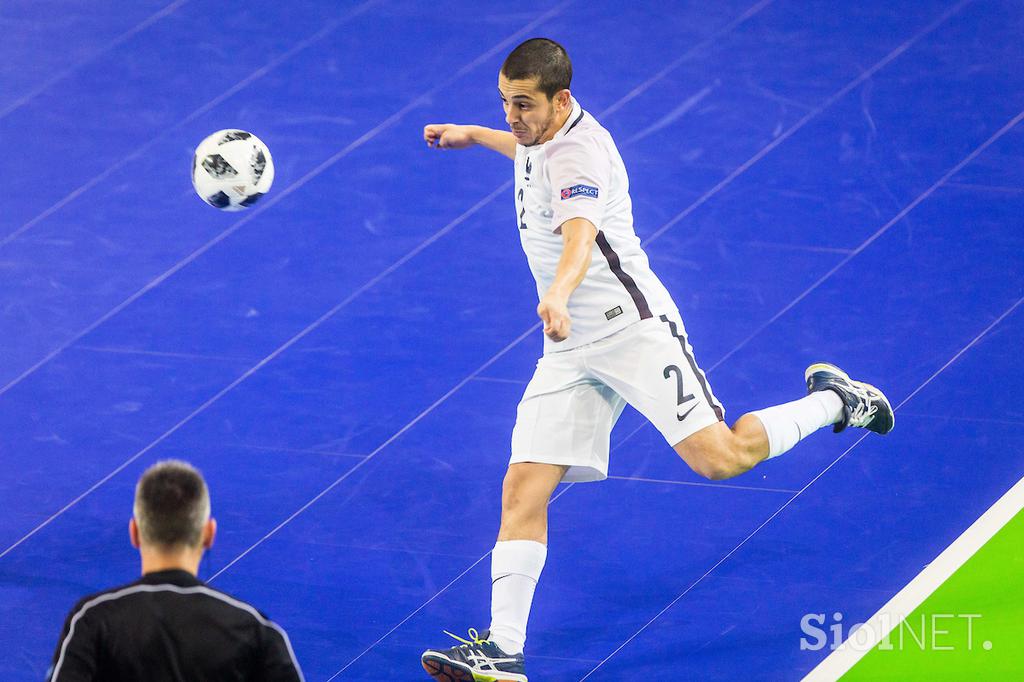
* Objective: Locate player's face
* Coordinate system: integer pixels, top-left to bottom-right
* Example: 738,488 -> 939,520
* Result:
499,74 -> 571,147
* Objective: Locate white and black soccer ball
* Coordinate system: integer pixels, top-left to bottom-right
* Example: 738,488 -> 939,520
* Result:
191,129 -> 274,211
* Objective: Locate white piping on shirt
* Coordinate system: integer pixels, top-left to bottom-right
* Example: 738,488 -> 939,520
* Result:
50,583 -> 305,682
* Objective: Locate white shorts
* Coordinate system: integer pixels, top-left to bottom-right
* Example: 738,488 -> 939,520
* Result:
510,312 -> 725,483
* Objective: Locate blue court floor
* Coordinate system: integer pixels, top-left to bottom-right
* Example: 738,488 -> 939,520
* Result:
1,1 -> 1022,679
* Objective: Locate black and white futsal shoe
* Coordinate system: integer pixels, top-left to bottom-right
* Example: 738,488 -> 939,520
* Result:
805,362 -> 895,434
421,628 -> 527,682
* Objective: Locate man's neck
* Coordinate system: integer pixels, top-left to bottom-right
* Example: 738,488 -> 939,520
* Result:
140,549 -> 201,577
539,103 -> 574,145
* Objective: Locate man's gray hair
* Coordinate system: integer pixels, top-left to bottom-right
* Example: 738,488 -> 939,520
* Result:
133,460 -> 210,548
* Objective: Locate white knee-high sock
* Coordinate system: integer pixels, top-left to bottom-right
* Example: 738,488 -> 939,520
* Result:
751,390 -> 844,458
488,540 -> 547,655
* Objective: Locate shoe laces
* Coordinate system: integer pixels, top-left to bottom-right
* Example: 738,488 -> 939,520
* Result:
443,628 -> 488,648
848,383 -> 878,427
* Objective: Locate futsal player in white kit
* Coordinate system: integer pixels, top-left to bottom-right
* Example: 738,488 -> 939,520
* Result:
419,39 -> 893,682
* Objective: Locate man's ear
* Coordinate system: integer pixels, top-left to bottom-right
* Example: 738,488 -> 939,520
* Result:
556,88 -> 572,111
129,518 -> 140,549
202,518 -> 217,550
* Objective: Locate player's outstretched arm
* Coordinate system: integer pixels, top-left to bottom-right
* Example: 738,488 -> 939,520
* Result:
423,124 -> 516,160
537,218 -> 598,342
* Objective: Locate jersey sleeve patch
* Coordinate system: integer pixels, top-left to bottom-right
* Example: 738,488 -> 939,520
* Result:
560,184 -> 600,200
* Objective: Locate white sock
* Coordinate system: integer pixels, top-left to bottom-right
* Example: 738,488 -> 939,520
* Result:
488,540 -> 547,655
751,390 -> 844,458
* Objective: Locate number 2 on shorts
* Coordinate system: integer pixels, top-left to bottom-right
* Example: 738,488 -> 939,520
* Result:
664,364 -> 697,421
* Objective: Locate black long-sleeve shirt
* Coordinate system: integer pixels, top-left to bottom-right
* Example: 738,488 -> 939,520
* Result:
47,569 -> 304,682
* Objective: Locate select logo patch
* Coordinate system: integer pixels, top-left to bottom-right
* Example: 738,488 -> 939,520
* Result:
560,184 -> 599,200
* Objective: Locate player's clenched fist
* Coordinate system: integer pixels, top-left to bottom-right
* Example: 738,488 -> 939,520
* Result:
537,294 -> 572,342
424,124 -> 475,149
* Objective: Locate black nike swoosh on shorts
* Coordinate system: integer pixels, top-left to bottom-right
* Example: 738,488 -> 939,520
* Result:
677,403 -> 698,422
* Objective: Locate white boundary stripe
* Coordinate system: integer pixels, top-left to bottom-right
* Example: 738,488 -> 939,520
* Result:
50,584 -> 304,681
579,289 -> 1024,679
804,474 -> 1024,681
605,475 -> 798,494
0,0 -> 191,120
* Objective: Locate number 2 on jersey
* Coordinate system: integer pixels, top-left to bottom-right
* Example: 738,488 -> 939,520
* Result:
664,364 -> 697,421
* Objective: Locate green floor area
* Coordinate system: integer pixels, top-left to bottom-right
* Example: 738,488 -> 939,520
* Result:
842,509 -> 1024,680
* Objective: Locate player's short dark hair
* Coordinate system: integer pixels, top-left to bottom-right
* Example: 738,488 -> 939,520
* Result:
501,38 -> 572,99
134,460 -> 210,549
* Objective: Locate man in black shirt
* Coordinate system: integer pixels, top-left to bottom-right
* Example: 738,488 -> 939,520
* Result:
47,460 -> 304,681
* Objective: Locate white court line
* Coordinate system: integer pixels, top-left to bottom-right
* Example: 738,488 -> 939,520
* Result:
578,294 -> 1024,680
254,2 -> 973,674
592,0 -> 982,454
0,0 -> 572,559
215,0 -> 781,586
599,0 -> 775,119
594,0 -> 981,456
804,470 -> 1024,681
5,0 -> 971,658
638,0 -> 974,251
207,323 -> 544,584
0,0 -> 776,559
0,0 -> 381,249
73,345 -> 259,363
220,443 -> 368,458
606,475 -> 798,494
322,482 -> 577,681
897,413 -> 1024,427
0,0 -> 773,393
945,181 -> 1024,194
0,182 -> 511,562
469,375 -> 530,385
611,416 -> 657,449
237,15 -> 799,670
323,0 -> 1018,674
707,105 -> 1024,372
0,0 -> 564,400
725,240 -> 856,255
0,0 -> 190,120
610,104 -> 1024,452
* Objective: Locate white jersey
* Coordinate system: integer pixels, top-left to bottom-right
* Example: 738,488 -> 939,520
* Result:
514,97 -> 678,353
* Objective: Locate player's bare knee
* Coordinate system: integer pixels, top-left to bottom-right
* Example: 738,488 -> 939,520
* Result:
729,415 -> 769,470
500,469 -> 548,517
501,485 -> 544,520
498,482 -> 548,541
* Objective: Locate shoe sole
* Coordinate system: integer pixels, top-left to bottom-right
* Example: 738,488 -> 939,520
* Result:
804,362 -> 849,384
805,362 -> 895,434
421,654 -> 527,682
